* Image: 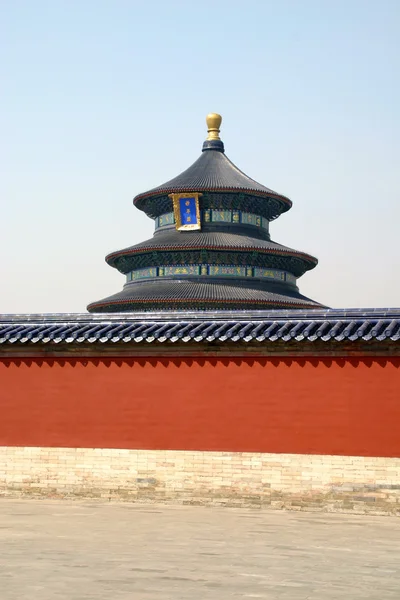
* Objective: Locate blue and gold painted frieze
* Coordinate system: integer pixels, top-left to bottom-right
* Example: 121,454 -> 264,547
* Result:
127,265 -> 296,285
155,210 -> 270,232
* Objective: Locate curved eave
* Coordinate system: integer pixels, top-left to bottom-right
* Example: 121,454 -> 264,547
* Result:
88,297 -> 319,312
87,279 -> 322,313
106,245 -> 318,271
134,187 -> 292,211
88,278 -> 321,311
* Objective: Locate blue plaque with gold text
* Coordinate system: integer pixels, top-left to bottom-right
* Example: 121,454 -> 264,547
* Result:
169,193 -> 202,231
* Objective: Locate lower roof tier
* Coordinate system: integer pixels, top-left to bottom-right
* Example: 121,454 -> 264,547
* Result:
87,278 -> 323,313
106,230 -> 318,277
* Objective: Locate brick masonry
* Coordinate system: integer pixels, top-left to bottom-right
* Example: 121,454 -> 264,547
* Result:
1,447 -> 400,514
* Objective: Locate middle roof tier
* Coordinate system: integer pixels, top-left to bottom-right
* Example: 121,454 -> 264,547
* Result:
106,229 -> 318,278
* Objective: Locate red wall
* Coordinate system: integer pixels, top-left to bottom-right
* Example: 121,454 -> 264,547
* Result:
0,357 -> 399,457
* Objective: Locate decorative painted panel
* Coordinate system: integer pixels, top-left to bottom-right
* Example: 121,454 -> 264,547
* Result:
128,267 -> 158,281
156,213 -> 175,228
254,268 -> 285,281
241,212 -> 258,226
232,210 -> 240,223
209,266 -> 246,277
164,266 -> 200,276
285,272 -> 297,284
211,210 -> 232,222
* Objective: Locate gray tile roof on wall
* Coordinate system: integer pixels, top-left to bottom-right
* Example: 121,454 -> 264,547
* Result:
0,308 -> 399,345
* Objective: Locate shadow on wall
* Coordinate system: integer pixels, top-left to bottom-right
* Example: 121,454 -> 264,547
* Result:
1,356 -> 399,369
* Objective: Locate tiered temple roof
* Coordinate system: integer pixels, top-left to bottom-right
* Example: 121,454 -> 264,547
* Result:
88,114 -> 322,312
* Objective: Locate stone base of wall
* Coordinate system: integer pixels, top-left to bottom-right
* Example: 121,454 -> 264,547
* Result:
1,447 -> 400,515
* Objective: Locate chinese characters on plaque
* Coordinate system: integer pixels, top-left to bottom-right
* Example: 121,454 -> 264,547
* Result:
169,193 -> 202,231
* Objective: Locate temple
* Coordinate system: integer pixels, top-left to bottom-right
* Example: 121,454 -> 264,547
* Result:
88,114 -> 322,312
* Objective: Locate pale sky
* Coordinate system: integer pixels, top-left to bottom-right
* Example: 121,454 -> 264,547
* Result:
1,0 -> 399,313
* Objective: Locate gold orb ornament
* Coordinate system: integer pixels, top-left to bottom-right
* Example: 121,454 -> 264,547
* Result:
206,113 -> 222,140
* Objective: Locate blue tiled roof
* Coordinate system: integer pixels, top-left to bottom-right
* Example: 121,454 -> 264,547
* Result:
105,231 -> 318,272
0,309 -> 399,345
87,280 -> 322,313
133,150 -> 290,204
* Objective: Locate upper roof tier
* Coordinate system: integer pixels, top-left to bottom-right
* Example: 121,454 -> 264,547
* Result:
133,114 -> 292,220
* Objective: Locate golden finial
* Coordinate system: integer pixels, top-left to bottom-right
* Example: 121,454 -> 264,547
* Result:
206,113 -> 222,140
